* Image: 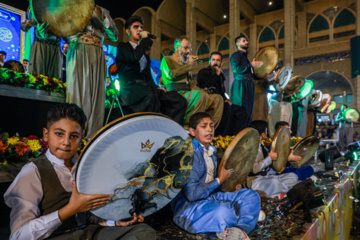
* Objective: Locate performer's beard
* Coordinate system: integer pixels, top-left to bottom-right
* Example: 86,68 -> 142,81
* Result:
210,65 -> 219,75
180,52 -> 189,64
240,44 -> 248,50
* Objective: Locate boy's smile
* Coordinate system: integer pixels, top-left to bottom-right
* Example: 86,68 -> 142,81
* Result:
189,117 -> 214,147
43,118 -> 83,163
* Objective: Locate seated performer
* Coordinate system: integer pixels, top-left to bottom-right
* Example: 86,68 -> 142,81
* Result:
21,11 -> 62,79
172,112 -> 260,239
66,5 -> 119,138
4,103 -> 156,240
197,51 -> 246,136
274,121 -> 314,180
245,120 -> 299,197
115,15 -> 187,125
160,37 -> 224,128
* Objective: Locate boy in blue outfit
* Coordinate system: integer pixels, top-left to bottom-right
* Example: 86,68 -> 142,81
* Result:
171,112 -> 261,240
4,103 -> 156,240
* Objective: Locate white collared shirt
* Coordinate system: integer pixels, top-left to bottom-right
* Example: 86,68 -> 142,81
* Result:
129,41 -> 148,72
200,144 -> 220,184
4,150 -> 77,240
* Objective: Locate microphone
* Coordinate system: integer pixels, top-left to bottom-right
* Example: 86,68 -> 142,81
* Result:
147,33 -> 157,39
196,60 -> 203,64
140,31 -> 157,39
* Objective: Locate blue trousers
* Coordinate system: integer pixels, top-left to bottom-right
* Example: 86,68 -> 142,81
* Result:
173,188 -> 260,235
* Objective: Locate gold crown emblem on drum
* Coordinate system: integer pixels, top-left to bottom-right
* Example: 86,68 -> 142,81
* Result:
141,140 -> 155,152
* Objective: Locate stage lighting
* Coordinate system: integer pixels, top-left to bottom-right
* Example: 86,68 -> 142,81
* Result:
114,79 -> 120,92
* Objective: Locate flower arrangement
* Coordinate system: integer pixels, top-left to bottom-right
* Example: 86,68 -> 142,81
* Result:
212,135 -> 235,152
262,136 -> 303,149
0,133 -> 88,172
0,68 -> 66,94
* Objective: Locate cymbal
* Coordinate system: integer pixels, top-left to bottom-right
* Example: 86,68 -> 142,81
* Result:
290,136 -> 319,167
272,127 -> 291,172
284,75 -> 305,96
30,0 -> 94,37
3,60 -> 25,73
253,47 -> 279,79
219,128 -> 259,192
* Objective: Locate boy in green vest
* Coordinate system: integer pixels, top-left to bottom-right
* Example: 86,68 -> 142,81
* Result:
4,103 -> 156,239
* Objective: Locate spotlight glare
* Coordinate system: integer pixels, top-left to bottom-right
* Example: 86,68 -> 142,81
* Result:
223,14 -> 227,19
269,1 -> 272,6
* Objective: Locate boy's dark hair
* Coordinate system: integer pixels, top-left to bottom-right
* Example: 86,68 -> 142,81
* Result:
249,120 -> 268,135
189,112 -> 213,129
23,59 -> 29,63
47,103 -> 87,130
125,15 -> 144,29
210,51 -> 223,61
0,50 -> 6,57
275,121 -> 289,132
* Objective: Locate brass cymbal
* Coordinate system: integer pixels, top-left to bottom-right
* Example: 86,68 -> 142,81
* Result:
290,136 -> 319,167
284,75 -> 305,96
254,47 -> 279,79
272,127 -> 291,172
219,128 -> 259,192
30,0 -> 94,37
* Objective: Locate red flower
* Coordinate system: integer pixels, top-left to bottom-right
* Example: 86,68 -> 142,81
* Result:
28,135 -> 39,140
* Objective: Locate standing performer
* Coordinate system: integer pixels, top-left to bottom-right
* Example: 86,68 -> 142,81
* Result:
115,16 -> 187,125
66,5 -> 119,138
160,37 -> 224,128
336,104 -> 354,151
21,12 -> 62,79
230,34 -> 263,127
197,51 -> 246,135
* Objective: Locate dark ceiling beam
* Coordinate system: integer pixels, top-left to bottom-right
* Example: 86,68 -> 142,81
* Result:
240,0 -> 257,23
295,0 -> 304,11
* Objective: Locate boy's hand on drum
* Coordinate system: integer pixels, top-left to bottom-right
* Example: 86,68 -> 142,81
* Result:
288,150 -> 302,162
269,148 -> 278,161
58,181 -> 110,221
218,168 -> 234,185
115,213 -> 144,226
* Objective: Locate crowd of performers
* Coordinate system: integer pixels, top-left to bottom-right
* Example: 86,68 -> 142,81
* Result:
2,7 -> 353,240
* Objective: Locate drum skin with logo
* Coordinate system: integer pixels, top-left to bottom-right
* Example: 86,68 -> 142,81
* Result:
76,113 -> 191,221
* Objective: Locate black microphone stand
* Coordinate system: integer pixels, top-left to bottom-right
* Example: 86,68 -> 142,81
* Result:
105,79 -> 124,125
